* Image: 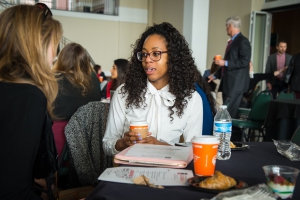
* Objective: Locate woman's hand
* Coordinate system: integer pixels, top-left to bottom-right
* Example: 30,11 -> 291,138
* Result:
115,132 -> 170,151
115,131 -> 143,151
137,133 -> 170,145
123,131 -> 143,146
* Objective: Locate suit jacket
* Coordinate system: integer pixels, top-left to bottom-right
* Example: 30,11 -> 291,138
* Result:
265,53 -> 292,85
290,53 -> 300,92
215,33 -> 251,96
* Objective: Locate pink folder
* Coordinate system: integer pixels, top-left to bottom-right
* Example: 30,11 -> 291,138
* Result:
114,144 -> 193,168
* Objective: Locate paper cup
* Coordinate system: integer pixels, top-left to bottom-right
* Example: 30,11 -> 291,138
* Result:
99,76 -> 103,82
214,55 -> 222,61
192,136 -> 219,176
130,121 -> 148,138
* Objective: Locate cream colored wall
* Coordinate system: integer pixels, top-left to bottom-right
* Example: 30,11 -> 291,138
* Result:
1,0 -> 266,73
152,0 -> 184,33
206,0 -> 253,70
118,22 -> 148,59
120,0 -> 148,9
251,0 -> 265,11
53,0 -> 148,73
54,16 -> 117,70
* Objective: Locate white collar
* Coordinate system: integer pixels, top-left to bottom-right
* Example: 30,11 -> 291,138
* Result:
146,80 -> 176,106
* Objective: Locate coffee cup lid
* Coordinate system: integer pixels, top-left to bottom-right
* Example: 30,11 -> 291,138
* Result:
130,120 -> 148,126
192,136 -> 219,144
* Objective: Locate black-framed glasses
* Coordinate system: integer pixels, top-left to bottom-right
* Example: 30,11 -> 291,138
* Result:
35,3 -> 53,24
137,51 -> 168,62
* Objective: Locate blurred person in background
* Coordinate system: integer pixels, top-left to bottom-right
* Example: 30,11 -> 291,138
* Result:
240,62 -> 286,108
208,16 -> 251,120
286,52 -> 300,98
265,40 -> 292,99
203,58 -> 223,109
93,64 -> 107,81
105,59 -> 129,99
51,42 -> 101,159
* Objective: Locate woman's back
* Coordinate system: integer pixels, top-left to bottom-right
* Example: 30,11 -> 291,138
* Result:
0,82 -> 46,200
52,43 -> 101,120
0,4 -> 63,199
53,73 -> 101,120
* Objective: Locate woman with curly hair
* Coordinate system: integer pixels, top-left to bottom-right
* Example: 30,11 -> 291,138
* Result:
103,22 -> 215,156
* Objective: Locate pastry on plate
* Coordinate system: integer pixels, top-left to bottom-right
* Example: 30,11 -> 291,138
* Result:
230,141 -> 236,148
198,171 -> 237,190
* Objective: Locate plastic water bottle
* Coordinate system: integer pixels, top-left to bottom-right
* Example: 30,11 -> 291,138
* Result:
213,105 -> 232,160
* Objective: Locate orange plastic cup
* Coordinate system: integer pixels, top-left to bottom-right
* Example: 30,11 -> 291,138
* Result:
99,76 -> 103,82
214,55 -> 222,61
130,121 -> 148,138
192,136 -> 219,176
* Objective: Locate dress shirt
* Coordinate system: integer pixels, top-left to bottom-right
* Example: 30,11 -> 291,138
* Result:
225,32 -> 240,67
276,53 -> 286,79
103,80 -> 203,156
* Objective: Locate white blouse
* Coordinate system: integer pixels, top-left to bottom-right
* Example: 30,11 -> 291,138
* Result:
102,81 -> 203,156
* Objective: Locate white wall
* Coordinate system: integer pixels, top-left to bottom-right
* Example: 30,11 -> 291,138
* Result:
52,0 -> 149,75
183,0 -> 210,73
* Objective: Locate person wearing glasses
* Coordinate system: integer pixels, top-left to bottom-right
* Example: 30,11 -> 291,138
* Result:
103,22 -> 215,156
0,4 -> 62,200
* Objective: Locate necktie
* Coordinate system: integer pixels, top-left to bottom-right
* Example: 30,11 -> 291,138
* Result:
222,39 -> 232,76
225,39 -> 232,53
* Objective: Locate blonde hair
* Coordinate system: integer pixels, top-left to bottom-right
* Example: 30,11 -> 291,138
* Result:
0,4 -> 63,117
52,43 -> 93,96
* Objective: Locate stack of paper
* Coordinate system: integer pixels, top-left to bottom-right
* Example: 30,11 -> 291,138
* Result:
98,167 -> 194,186
114,144 -> 193,168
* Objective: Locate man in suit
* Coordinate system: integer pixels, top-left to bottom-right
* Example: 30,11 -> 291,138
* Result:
265,40 -> 292,99
209,16 -> 251,119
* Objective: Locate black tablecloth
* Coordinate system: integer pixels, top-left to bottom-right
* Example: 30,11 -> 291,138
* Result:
86,142 -> 300,200
265,99 -> 300,140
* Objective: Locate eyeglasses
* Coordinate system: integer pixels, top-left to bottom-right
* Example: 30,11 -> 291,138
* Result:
137,51 -> 168,62
35,3 -> 53,24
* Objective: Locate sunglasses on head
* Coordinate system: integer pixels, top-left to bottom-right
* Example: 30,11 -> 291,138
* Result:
35,3 -> 52,24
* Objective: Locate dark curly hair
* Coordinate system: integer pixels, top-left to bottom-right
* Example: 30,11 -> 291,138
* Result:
122,22 -> 216,121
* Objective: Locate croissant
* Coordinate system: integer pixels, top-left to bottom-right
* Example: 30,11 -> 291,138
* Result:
198,171 -> 237,190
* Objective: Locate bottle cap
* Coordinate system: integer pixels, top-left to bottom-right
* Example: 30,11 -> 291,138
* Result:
220,105 -> 227,109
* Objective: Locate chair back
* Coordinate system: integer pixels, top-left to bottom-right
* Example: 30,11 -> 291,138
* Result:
194,83 -> 214,135
277,89 -> 296,100
291,126 -> 300,143
64,101 -> 113,187
249,90 -> 273,121
251,85 -> 261,107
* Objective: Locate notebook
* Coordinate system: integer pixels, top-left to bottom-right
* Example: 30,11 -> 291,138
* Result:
114,144 -> 193,168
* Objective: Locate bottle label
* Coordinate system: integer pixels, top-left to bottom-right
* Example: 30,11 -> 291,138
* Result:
214,122 -> 232,133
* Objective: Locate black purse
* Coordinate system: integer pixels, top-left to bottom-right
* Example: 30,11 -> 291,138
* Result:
33,112 -> 58,179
